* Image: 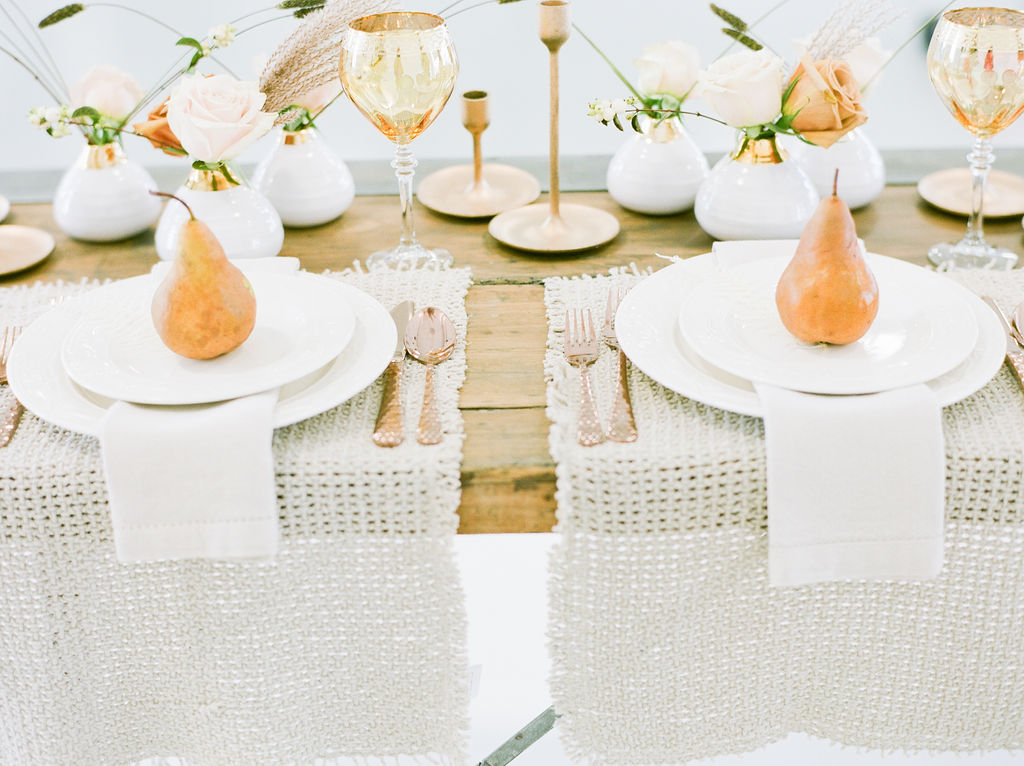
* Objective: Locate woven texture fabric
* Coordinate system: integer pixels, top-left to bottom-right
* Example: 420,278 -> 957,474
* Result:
545,265 -> 1024,766
0,266 -> 471,766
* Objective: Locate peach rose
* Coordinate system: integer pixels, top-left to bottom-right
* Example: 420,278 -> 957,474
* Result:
783,57 -> 867,148
133,98 -> 185,156
70,65 -> 145,121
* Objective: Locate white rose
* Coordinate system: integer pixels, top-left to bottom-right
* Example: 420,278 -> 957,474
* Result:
633,41 -> 700,100
167,74 -> 275,163
293,81 -> 343,114
698,49 -> 786,128
70,65 -> 145,120
843,37 -> 889,95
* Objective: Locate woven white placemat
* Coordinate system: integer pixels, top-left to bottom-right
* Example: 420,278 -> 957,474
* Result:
545,264 -> 1024,766
0,265 -> 471,766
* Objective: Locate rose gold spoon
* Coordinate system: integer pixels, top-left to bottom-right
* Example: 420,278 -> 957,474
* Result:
1011,301 -> 1024,348
404,307 -> 456,445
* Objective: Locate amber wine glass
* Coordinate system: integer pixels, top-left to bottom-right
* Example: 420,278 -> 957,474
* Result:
927,8 -> 1024,269
340,12 -> 458,268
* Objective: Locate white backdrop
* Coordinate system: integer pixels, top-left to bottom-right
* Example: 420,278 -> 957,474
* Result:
2,0 -> 1024,175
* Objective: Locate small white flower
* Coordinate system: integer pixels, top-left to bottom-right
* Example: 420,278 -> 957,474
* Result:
587,98 -> 612,122
27,107 -> 48,127
610,98 -> 631,117
200,40 -> 213,57
207,23 -> 236,49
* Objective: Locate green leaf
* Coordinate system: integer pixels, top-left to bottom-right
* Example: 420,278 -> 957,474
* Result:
611,113 -> 624,131
278,0 -> 323,7
709,3 -> 747,31
38,3 -> 84,28
188,51 -> 203,71
721,28 -> 762,51
293,6 -> 323,17
71,106 -> 101,122
176,36 -> 204,51
630,112 -> 642,133
781,73 -> 800,106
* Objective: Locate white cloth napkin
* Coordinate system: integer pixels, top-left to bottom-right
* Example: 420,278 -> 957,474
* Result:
710,240 -> 945,586
100,389 -> 280,563
755,383 -> 945,586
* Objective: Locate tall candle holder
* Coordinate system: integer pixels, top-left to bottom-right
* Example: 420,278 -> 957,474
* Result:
488,0 -> 619,253
417,90 -> 541,218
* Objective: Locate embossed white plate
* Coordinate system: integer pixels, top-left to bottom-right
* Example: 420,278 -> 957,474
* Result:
615,252 -> 1003,417
60,271 -> 356,405
9,280 -> 394,435
679,254 -> 979,395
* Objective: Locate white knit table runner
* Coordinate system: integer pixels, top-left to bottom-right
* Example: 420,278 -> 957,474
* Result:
0,266 -> 471,766
545,265 -> 1024,766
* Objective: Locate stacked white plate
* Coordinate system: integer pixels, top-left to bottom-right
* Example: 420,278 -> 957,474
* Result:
8,268 -> 396,435
615,247 -> 1005,417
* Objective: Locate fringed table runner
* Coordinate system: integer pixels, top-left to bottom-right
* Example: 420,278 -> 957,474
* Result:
0,266 -> 471,766
545,265 -> 1024,766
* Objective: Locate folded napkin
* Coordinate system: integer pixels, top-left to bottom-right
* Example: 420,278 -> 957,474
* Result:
756,382 -> 945,586
710,240 -> 945,586
100,389 -> 280,563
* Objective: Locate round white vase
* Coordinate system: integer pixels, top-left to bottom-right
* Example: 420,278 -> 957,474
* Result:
694,135 -> 820,241
155,167 -> 284,261
783,128 -> 885,209
606,119 -> 709,215
251,127 -> 355,228
53,143 -> 161,242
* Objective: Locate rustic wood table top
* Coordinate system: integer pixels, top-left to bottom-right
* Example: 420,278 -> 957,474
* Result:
3,187 -> 1023,532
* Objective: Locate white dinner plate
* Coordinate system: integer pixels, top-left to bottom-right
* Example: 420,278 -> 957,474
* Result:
8,280 -> 395,436
61,271 -> 356,405
615,253 -> 1004,418
679,253 -> 979,395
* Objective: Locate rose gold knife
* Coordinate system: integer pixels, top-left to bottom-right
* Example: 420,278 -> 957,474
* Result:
372,300 -> 414,447
981,296 -> 1024,390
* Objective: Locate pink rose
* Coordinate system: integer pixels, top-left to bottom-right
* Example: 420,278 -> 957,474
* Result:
71,65 -> 145,120
166,74 -> 275,163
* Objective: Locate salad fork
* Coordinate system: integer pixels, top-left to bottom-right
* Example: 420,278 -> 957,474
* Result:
0,326 -> 24,447
602,287 -> 638,443
563,308 -> 604,446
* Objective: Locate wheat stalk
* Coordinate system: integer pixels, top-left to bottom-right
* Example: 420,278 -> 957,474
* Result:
805,0 -> 903,62
259,0 -> 394,116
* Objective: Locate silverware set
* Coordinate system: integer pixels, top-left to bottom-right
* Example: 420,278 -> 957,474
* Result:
981,296 -> 1024,390
373,302 -> 457,447
564,288 -> 638,446
0,325 -> 23,448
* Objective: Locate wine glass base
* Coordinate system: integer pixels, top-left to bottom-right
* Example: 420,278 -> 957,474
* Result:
927,240 -> 1018,270
366,243 -> 454,269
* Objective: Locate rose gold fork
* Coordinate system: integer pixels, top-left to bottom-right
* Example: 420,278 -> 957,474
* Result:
563,308 -> 604,446
602,287 -> 638,443
0,326 -> 24,447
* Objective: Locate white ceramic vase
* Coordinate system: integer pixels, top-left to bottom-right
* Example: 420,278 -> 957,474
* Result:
251,127 -> 355,228
694,134 -> 820,241
53,143 -> 161,242
155,167 -> 284,261
606,119 -> 709,215
783,128 -> 885,209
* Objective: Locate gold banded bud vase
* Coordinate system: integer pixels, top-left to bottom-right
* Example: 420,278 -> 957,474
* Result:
694,132 -> 819,241
53,142 -> 161,242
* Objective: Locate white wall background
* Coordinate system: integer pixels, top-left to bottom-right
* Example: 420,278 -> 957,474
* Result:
3,0 -> 1024,175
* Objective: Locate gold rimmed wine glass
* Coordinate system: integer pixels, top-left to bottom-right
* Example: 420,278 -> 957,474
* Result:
927,7 -> 1024,270
339,12 -> 458,268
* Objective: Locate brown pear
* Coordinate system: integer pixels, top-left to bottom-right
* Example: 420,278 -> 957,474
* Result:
775,170 -> 878,345
150,192 -> 257,359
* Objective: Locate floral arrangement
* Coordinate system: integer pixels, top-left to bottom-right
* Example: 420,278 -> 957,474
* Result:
588,0 -> 904,150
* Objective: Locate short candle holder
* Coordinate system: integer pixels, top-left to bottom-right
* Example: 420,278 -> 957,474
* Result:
488,0 -> 619,253
417,90 -> 541,218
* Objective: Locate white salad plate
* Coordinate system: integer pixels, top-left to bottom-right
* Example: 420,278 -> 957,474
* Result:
8,280 -> 395,436
615,252 -> 1004,418
679,253 -> 979,395
60,270 -> 356,405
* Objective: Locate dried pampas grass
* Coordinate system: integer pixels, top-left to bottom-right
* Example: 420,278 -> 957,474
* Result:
804,0 -> 903,62
259,0 -> 395,116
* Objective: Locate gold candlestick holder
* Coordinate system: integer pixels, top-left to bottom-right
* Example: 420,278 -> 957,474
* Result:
417,90 -> 541,218
488,0 -> 619,253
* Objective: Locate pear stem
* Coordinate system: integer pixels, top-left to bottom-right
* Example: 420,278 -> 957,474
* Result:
832,168 -> 839,198
149,190 -> 195,221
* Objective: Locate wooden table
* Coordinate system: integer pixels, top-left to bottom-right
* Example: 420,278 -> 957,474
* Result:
3,188 -> 1022,533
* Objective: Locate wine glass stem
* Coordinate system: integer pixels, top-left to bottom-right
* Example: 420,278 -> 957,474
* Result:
964,136 -> 995,246
393,143 -> 418,248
